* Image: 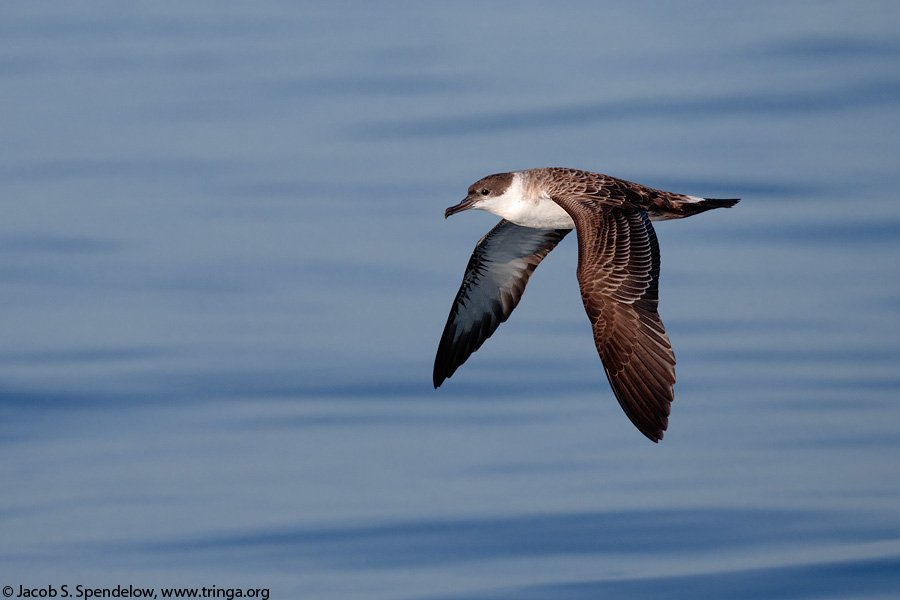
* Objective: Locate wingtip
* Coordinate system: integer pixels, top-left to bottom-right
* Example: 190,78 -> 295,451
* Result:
432,368 -> 447,389
635,422 -> 665,442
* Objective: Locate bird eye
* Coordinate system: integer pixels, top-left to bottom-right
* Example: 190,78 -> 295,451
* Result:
480,188 -> 489,196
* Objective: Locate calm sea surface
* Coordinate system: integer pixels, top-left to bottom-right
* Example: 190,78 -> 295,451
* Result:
2,2 -> 899,598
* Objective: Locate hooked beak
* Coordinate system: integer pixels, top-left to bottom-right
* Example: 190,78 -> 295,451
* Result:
444,196 -> 476,219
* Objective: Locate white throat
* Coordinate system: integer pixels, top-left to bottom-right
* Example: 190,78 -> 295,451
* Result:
477,172 -> 575,229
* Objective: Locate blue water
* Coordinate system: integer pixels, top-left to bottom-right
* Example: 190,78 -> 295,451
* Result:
2,2 -> 899,598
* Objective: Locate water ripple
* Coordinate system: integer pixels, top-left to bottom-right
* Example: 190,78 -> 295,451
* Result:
350,80 -> 900,139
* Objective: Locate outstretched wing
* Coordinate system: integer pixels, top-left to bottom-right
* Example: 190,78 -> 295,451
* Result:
572,208 -> 676,442
434,220 -> 570,388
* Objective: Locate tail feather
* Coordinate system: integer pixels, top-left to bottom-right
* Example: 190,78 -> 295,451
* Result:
678,197 -> 739,217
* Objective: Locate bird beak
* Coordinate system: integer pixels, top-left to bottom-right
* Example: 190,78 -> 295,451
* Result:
444,196 -> 475,219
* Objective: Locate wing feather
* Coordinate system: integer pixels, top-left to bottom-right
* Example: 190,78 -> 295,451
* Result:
551,201 -> 676,442
433,220 -> 569,388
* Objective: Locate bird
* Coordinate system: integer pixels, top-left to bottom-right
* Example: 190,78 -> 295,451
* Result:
433,167 -> 738,442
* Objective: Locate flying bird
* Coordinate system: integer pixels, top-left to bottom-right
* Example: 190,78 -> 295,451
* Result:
433,168 -> 738,442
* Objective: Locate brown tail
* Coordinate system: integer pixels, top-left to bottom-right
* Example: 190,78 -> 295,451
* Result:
678,197 -> 740,217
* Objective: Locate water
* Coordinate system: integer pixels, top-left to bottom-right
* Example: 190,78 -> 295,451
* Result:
2,1 -> 899,598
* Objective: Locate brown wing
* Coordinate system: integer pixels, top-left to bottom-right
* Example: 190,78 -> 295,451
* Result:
534,167 -> 738,219
434,219 -> 570,388
533,167 -> 659,212
568,207 -> 676,442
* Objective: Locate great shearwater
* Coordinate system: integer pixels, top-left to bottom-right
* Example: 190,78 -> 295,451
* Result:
433,168 -> 738,442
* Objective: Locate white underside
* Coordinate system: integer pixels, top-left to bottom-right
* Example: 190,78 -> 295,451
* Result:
502,194 -> 576,229
476,174 -> 576,229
